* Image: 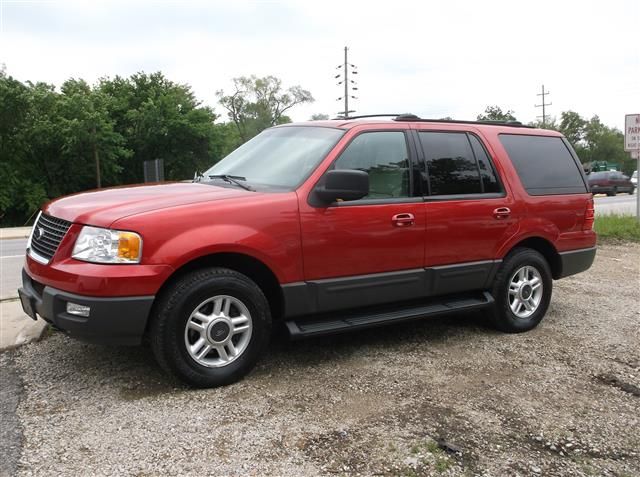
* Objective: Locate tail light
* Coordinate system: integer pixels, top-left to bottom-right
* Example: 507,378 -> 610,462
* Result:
583,197 -> 595,230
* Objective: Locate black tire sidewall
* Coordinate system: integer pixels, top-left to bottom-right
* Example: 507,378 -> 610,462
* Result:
491,248 -> 552,333
153,269 -> 271,387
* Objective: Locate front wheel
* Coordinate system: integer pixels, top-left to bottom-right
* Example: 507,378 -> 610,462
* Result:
150,268 -> 272,388
488,248 -> 552,333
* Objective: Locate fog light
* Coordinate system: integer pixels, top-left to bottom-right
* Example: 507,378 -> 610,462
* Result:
66,302 -> 90,317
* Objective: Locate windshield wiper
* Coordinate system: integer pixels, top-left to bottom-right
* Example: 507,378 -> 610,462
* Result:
208,174 -> 255,192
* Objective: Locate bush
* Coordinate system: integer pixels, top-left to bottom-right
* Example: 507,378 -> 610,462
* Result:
595,214 -> 640,243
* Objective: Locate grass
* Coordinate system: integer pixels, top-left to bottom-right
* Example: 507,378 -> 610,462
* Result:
594,214 -> 640,243
403,439 -> 453,474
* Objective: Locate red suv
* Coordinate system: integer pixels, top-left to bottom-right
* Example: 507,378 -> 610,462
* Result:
19,115 -> 597,387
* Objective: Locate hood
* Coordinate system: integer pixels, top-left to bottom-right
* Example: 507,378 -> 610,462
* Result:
44,182 -> 257,227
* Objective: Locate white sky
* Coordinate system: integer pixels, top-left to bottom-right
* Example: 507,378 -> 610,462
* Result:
1,0 -> 638,129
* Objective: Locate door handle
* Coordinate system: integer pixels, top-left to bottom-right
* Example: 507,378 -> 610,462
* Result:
493,207 -> 511,219
392,213 -> 415,227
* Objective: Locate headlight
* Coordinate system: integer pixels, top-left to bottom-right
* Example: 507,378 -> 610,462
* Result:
72,226 -> 142,264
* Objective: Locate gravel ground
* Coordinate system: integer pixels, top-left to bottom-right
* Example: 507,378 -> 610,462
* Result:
11,243 -> 640,476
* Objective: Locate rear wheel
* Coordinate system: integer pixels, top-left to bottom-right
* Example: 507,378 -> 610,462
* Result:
607,187 -> 617,196
150,268 -> 271,388
488,248 -> 552,333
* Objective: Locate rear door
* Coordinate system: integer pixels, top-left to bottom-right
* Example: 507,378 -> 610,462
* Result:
415,128 -> 520,295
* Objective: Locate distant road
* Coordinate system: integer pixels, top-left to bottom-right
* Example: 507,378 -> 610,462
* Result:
0,239 -> 26,300
594,193 -> 637,215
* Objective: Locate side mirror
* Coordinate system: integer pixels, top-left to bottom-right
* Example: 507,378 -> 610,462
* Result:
315,169 -> 369,203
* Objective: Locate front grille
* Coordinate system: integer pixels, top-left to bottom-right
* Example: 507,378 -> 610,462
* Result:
30,213 -> 72,262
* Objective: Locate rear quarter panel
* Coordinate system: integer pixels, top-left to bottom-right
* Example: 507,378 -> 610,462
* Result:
481,127 -> 597,255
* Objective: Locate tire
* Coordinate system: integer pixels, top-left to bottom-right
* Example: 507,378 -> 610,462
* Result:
488,248 -> 552,333
630,187 -> 635,195
607,188 -> 617,197
149,267 -> 271,388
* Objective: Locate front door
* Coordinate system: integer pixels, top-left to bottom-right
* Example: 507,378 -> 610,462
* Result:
299,129 -> 426,312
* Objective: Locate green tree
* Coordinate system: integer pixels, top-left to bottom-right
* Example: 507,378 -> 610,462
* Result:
0,71 -> 44,224
581,116 -> 630,172
558,111 -> 586,146
528,117 -> 559,130
477,105 -> 517,121
310,113 -> 329,120
0,71 -> 238,225
57,79 -> 128,189
217,75 -> 314,142
98,72 -> 228,182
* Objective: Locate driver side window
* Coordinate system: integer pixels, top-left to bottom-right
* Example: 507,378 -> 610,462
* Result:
333,131 -> 410,199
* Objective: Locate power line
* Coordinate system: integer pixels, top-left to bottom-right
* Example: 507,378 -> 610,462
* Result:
535,84 -> 552,127
335,46 -> 358,118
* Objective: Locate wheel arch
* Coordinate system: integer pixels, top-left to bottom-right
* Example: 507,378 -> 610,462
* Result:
148,252 -> 285,335
502,236 -> 562,279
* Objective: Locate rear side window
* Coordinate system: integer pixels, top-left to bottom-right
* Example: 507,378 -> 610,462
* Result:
418,132 -> 501,196
499,135 -> 587,195
468,135 -> 501,193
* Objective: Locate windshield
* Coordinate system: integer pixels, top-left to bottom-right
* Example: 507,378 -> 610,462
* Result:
203,126 -> 345,190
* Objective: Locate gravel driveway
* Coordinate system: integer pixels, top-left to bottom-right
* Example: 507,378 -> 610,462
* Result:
10,243 -> 640,476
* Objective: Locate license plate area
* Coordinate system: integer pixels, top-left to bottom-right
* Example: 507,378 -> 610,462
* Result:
18,289 -> 38,321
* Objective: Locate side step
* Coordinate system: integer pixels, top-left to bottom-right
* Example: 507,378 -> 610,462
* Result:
285,291 -> 494,340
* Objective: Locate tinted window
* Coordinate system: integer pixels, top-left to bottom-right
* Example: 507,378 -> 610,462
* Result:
469,135 -> 501,193
419,132 -> 481,195
334,131 -> 409,199
499,135 -> 587,195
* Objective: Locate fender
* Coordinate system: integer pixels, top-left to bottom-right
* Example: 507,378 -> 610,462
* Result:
111,192 -> 304,284
153,224 -> 299,283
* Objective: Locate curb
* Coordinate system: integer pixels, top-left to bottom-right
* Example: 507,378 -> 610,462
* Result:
0,321 -> 49,353
0,227 -> 32,241
0,299 -> 49,353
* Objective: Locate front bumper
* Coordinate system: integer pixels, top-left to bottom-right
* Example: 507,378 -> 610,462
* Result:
19,269 -> 154,345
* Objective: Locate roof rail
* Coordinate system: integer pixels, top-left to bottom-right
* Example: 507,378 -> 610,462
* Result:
392,114 -> 533,128
330,113 -> 533,128
332,113 -> 404,120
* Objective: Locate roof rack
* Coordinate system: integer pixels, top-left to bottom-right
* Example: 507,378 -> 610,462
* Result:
331,113 -> 532,128
393,114 -> 532,128
332,113 -> 404,120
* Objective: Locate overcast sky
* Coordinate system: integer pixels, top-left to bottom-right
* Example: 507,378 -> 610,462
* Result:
1,0 -> 638,129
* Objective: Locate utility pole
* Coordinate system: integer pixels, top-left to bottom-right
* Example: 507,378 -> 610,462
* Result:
535,84 -> 552,128
335,46 -> 358,118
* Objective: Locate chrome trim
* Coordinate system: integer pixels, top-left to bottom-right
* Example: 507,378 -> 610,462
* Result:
25,211 -> 42,252
28,248 -> 50,265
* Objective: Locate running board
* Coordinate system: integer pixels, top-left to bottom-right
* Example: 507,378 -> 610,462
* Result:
285,291 -> 494,340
